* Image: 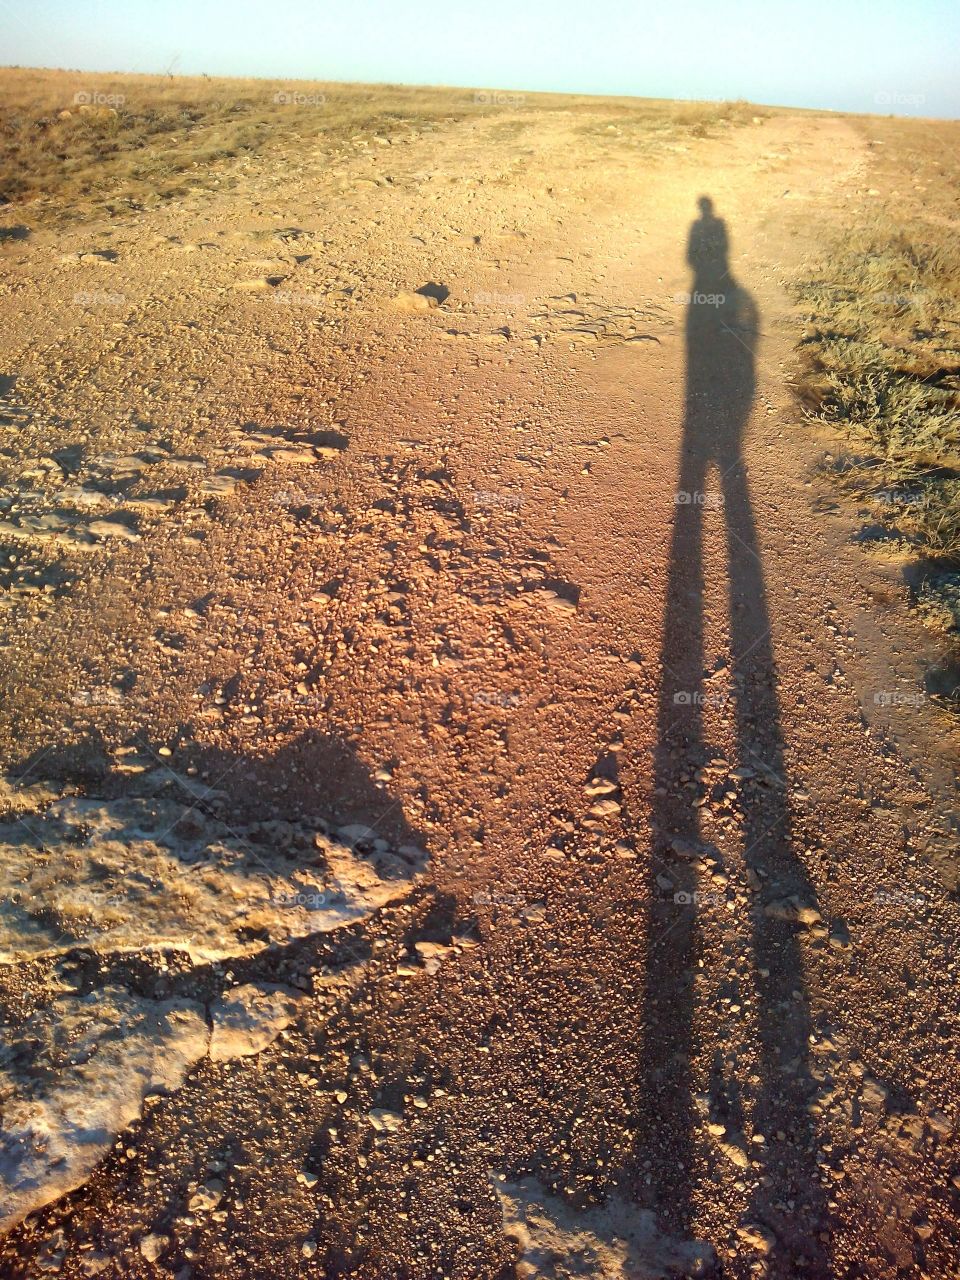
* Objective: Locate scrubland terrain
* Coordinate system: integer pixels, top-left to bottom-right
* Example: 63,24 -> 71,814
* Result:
795,116 -> 960,656
0,68 -> 958,1279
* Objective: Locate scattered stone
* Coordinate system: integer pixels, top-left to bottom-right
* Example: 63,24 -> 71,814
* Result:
861,1078 -> 889,1108
209,983 -> 306,1061
588,798 -> 622,818
87,518 -> 140,542
188,1179 -> 224,1212
715,1131 -> 751,1168
413,940 -> 456,974
127,494 -> 179,513
366,1109 -> 403,1135
529,588 -> 577,615
53,484 -> 113,509
391,290 -> 439,313
668,836 -> 701,861
737,1223 -> 776,1255
264,446 -> 319,465
140,1235 -> 169,1264
584,778 -> 618,798
828,919 -> 851,950
762,896 -> 822,926
200,473 -> 242,496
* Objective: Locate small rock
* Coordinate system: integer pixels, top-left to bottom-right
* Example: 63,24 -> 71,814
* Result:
391,290 -> 438,313
861,1078 -> 889,1107
737,1223 -> 776,1254
534,588 -> 577,615
266,446 -> 318,465
717,1135 -> 750,1168
828,920 -> 851,949
584,777 -> 619,798
88,518 -> 140,542
668,836 -> 700,860
188,1179 -> 224,1212
200,474 -> 240,496
366,1108 -> 403,1134
763,896 -> 821,926
589,798 -> 621,818
209,983 -> 305,1061
140,1234 -> 169,1263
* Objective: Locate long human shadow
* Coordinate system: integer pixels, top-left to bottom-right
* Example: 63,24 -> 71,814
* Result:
637,197 -> 830,1269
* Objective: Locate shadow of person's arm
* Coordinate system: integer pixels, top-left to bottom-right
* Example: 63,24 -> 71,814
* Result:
686,223 -> 702,269
715,218 -> 729,267
731,286 -> 758,337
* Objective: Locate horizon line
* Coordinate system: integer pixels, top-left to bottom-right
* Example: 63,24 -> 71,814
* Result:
2,64 -> 956,123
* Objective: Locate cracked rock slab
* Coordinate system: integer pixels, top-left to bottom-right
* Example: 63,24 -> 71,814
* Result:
495,1177 -> 716,1279
0,986 -> 209,1235
209,982 -> 307,1061
0,779 -> 428,963
0,972 -> 349,1234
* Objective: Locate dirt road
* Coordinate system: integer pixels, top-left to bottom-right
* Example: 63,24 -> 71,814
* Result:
0,103 -> 958,1278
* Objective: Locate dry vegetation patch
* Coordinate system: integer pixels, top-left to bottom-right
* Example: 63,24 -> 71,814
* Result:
794,117 -> 960,656
0,69 -> 516,218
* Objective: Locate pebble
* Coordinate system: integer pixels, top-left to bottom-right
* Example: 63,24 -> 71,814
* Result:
88,518 -> 140,542
737,1223 -> 776,1254
588,798 -> 621,818
188,1179 -> 224,1212
139,1235 -> 169,1263
391,290 -> 438,313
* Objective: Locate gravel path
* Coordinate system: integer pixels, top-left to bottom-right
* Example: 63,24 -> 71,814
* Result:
0,104 -> 957,1279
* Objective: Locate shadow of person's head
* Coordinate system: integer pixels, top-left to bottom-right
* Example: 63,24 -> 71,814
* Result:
687,193 -> 729,287
683,196 -> 758,449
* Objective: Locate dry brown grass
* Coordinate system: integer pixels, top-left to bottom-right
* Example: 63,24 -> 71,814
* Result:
793,114 -> 960,642
0,69 -> 479,215
574,96 -> 768,145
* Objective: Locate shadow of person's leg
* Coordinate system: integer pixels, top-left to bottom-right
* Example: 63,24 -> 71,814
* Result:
722,457 -> 832,1272
638,436 -> 709,1231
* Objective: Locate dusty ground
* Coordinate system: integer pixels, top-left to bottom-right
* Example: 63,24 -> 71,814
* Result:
0,86 -> 958,1278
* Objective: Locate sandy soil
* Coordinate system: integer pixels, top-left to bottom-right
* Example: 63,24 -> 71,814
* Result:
0,101 -> 958,1278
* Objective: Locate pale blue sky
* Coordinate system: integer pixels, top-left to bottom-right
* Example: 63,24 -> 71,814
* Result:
2,0 -> 957,117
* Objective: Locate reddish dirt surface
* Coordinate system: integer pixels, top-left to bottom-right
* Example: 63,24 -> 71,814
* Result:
0,102 -> 958,1278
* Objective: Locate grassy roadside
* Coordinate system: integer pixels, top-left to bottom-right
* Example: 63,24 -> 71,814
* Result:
0,69 -> 484,218
793,115 -> 960,678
